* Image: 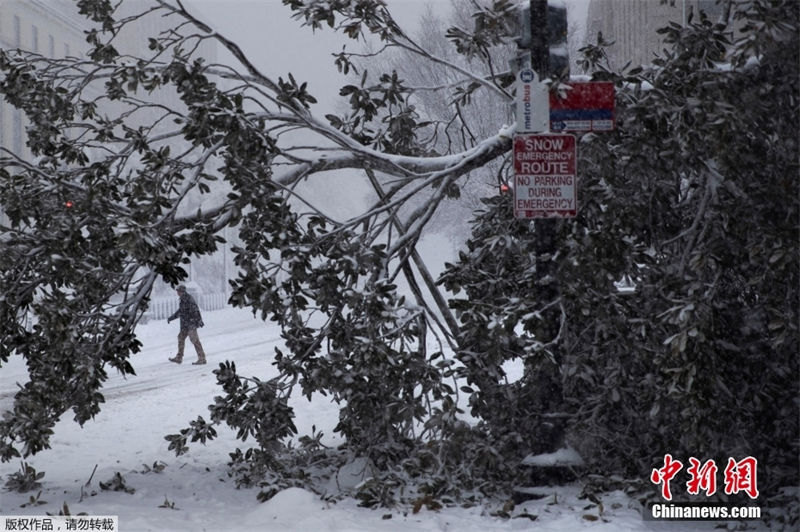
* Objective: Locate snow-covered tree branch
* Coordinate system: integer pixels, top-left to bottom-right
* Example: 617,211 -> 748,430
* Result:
0,0 -> 797,518
0,0 -> 521,463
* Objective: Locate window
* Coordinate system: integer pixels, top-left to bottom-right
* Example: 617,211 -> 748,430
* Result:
49,34 -> 55,57
0,99 -> 5,149
13,110 -> 23,155
13,15 -> 21,48
32,24 -> 39,53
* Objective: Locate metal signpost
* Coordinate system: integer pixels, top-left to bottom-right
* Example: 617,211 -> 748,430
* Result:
514,1 -> 579,220
508,2 -> 618,456
512,3 -> 615,220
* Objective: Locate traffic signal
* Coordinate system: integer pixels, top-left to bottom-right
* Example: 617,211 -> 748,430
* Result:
516,1 -> 569,79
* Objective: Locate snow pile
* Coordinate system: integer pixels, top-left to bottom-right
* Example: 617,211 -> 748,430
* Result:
522,446 -> 585,467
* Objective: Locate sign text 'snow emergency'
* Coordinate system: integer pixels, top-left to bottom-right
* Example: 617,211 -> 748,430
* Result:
513,134 -> 577,219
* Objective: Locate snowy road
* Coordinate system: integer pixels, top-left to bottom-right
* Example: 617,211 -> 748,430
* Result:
0,308 -> 756,531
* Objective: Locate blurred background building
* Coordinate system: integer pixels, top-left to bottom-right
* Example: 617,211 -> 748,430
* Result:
1,0 -> 225,309
0,1 -> 86,165
585,0 -> 729,69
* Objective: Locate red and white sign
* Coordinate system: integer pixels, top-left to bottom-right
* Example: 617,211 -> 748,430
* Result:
549,81 -> 615,132
513,134 -> 577,219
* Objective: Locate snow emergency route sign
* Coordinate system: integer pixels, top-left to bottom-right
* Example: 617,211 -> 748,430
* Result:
513,134 -> 577,219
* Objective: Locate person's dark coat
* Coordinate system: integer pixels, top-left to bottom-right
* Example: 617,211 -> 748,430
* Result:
169,292 -> 204,331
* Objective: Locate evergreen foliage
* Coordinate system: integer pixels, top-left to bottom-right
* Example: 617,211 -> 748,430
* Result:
442,1 -> 799,519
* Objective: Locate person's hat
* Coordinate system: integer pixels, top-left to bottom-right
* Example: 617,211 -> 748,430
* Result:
177,285 -> 187,293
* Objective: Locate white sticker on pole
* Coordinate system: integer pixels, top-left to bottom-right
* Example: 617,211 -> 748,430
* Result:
513,133 -> 577,219
516,69 -> 549,133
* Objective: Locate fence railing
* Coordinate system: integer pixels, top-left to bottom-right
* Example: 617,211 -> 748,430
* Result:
147,292 -> 228,320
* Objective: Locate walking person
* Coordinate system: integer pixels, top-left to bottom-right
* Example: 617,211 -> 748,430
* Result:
167,285 -> 207,365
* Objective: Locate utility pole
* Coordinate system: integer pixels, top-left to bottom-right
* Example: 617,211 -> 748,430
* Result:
526,0 -> 565,453
514,0 -> 612,454
529,0 -> 560,348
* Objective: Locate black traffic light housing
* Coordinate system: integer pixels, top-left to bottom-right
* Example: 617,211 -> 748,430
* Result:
516,1 -> 569,78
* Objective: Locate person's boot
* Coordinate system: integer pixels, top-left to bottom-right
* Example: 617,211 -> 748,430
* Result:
193,345 -> 207,365
169,355 -> 183,364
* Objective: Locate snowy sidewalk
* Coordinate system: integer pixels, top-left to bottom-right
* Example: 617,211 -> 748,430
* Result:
0,308 -> 742,531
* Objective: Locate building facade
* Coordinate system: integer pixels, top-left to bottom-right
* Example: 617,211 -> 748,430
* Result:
0,1 -> 87,162
0,1 -> 215,228
585,0 -> 728,70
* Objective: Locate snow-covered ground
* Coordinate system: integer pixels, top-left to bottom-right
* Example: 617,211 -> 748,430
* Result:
0,308 -> 759,531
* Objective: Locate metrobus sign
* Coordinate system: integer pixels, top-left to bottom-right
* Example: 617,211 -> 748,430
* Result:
516,68 -> 549,133
513,133 -> 577,219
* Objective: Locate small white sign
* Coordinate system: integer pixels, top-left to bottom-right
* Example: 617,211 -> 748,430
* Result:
516,69 -> 549,133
